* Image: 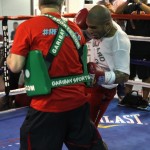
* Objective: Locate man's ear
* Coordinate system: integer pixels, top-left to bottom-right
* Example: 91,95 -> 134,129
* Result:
104,22 -> 111,31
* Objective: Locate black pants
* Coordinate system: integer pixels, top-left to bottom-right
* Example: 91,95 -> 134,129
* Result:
20,103 -> 106,150
129,63 -> 150,80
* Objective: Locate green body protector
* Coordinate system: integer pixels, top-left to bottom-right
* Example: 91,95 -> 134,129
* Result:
24,14 -> 90,96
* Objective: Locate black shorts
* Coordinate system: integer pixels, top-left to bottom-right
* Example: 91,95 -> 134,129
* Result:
129,63 -> 150,80
20,103 -> 105,150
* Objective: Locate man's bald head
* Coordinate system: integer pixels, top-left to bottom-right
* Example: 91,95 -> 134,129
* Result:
87,5 -> 112,24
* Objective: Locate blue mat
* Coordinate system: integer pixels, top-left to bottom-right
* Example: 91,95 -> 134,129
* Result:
0,99 -> 150,150
99,98 -> 150,150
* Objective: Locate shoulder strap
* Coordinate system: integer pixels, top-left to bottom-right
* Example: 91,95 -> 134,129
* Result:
44,14 -> 90,87
24,16 -> 90,97
44,14 -> 83,69
44,14 -> 81,49
45,26 -> 66,68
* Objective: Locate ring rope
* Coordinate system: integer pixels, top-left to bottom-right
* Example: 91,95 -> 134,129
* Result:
0,40 -> 13,45
0,16 -> 34,20
0,80 -> 150,98
128,35 -> 150,42
62,13 -> 150,20
0,13 -> 150,99
131,59 -> 150,66
0,36 -> 150,45
0,88 -> 26,98
0,13 -> 150,20
125,80 -> 150,88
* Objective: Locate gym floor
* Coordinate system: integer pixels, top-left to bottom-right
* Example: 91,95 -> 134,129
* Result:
0,97 -> 149,150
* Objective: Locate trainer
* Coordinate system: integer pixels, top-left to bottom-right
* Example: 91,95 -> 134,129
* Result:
6,0 -> 107,149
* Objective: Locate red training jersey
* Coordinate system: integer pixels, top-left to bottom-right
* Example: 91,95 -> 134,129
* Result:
10,12 -> 89,112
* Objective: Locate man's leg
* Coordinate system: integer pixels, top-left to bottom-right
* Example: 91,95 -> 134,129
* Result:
20,108 -> 66,150
86,87 -> 116,127
65,103 -> 107,150
124,63 -> 136,95
138,65 -> 150,102
142,77 -> 150,100
119,63 -> 136,105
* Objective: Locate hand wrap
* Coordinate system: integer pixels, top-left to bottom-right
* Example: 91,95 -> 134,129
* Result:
87,62 -> 116,86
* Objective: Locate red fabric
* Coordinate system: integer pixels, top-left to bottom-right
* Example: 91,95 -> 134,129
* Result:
27,134 -> 31,150
15,85 -> 31,107
86,86 -> 116,127
15,94 -> 31,107
10,12 -> 88,112
74,8 -> 88,30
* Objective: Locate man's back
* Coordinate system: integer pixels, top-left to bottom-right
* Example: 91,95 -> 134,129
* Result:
10,13 -> 88,112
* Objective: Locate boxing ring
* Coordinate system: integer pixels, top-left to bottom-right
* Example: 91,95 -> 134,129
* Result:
0,14 -> 150,150
0,98 -> 150,150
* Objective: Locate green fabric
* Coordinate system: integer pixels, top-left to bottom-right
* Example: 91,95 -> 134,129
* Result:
24,15 -> 90,96
24,50 -> 90,96
44,14 -> 81,49
24,50 -> 51,96
49,27 -> 66,56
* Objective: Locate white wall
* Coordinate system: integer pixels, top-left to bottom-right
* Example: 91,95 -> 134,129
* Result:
0,0 -> 30,40
0,0 -> 2,16
0,0 -> 3,36
65,0 -> 99,13
65,0 -> 84,13
0,0 -> 150,41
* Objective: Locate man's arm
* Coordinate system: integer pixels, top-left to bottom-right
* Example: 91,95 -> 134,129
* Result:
135,0 -> 150,14
115,0 -> 129,14
115,0 -> 150,14
114,70 -> 129,84
88,63 -> 129,86
6,53 -> 25,73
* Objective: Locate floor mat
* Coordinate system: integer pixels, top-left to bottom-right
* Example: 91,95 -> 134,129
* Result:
0,99 -> 150,150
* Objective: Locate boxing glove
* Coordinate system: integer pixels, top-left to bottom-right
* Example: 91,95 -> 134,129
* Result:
74,8 -> 88,30
87,62 -> 105,86
74,8 -> 92,41
87,62 -> 116,86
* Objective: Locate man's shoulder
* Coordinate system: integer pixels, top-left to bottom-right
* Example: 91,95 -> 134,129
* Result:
113,29 -> 130,48
113,21 -> 128,37
116,30 -> 129,43
68,20 -> 81,31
